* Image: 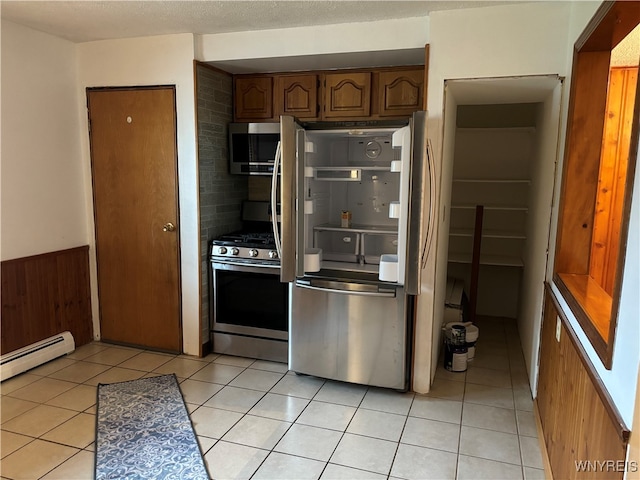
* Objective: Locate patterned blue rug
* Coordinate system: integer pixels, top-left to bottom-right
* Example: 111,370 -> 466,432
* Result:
95,374 -> 209,480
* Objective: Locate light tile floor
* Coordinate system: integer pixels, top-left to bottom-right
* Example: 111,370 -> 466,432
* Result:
0,317 -> 545,479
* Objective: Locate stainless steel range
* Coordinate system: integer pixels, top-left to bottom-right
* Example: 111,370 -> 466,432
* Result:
211,231 -> 279,265
209,201 -> 288,363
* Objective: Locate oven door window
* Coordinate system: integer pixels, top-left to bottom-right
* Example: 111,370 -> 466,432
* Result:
214,269 -> 288,331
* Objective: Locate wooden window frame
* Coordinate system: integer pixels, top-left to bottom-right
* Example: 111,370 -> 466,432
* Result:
554,1 -> 640,368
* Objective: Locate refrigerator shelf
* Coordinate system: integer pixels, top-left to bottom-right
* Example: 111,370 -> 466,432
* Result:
313,166 -> 392,171
314,223 -> 396,234
318,261 -> 380,275
311,165 -> 394,181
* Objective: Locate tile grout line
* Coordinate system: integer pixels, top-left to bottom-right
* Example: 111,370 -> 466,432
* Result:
385,392 -> 418,479
263,377 -> 333,479
188,356 -> 262,461
507,321 -> 527,480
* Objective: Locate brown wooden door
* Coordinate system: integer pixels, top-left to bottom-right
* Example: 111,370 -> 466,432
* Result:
322,72 -> 371,119
377,69 -> 424,117
275,74 -> 319,120
87,87 -> 181,353
234,76 -> 274,121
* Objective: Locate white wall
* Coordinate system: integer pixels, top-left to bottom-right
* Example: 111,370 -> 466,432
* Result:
1,21 -> 88,261
519,83 -> 563,395
420,1 -> 575,392
76,34 -> 201,356
196,17 -> 429,62
629,366 -> 640,480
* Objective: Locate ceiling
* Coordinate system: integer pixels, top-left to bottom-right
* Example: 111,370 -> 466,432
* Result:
1,1 -> 520,43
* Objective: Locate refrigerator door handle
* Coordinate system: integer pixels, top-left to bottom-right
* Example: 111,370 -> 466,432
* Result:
279,116 -> 298,283
405,111 -> 428,295
271,140 -> 282,259
421,138 -> 436,270
296,280 -> 397,298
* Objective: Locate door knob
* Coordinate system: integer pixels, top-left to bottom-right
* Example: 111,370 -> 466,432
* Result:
163,222 -> 176,232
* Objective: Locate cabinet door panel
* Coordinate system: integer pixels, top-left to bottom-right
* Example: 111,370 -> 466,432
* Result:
234,76 -> 273,121
323,72 -> 371,118
276,74 -> 318,120
378,69 -> 424,117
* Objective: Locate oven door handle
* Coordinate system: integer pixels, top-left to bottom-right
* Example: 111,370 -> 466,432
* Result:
271,140 -> 282,259
212,261 -> 280,274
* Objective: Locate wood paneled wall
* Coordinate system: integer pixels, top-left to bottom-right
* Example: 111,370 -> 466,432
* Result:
555,50 -> 611,276
537,285 -> 629,480
590,66 -> 638,295
1,246 -> 93,354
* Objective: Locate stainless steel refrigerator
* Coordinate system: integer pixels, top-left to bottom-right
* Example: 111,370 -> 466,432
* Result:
271,112 -> 435,390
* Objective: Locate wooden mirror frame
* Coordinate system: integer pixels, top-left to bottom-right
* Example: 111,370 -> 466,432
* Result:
554,1 -> 639,369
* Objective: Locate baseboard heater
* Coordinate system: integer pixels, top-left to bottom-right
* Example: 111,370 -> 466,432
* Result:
0,332 -> 75,381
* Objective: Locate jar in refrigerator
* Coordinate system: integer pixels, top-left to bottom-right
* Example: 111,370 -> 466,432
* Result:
341,210 -> 352,228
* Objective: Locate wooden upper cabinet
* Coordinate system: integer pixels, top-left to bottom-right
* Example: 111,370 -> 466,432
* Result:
233,65 -> 427,122
377,69 -> 424,117
234,76 -> 273,121
275,74 -> 319,120
323,72 -> 371,119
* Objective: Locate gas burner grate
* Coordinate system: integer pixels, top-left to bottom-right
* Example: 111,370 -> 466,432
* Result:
212,231 -> 276,249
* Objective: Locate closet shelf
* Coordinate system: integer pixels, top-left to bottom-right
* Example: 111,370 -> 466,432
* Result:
451,204 -> 528,212
454,126 -> 536,133
452,178 -> 531,184
449,228 -> 526,239
448,253 -> 524,268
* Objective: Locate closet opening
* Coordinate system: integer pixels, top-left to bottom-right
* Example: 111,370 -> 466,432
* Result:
441,75 -> 563,391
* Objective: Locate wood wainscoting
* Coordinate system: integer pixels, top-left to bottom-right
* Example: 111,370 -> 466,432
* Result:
1,246 -> 93,354
537,284 -> 630,480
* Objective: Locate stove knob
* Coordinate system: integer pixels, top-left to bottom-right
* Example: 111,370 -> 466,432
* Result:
217,246 -> 228,255
230,247 -> 240,256
268,250 -> 279,259
249,249 -> 259,257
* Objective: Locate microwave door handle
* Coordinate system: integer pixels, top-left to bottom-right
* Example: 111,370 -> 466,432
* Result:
271,140 -> 282,259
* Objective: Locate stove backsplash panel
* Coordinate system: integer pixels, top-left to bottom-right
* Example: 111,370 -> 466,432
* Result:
197,65 -> 247,343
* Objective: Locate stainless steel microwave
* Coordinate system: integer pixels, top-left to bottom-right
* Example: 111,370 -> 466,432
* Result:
228,122 -> 280,175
